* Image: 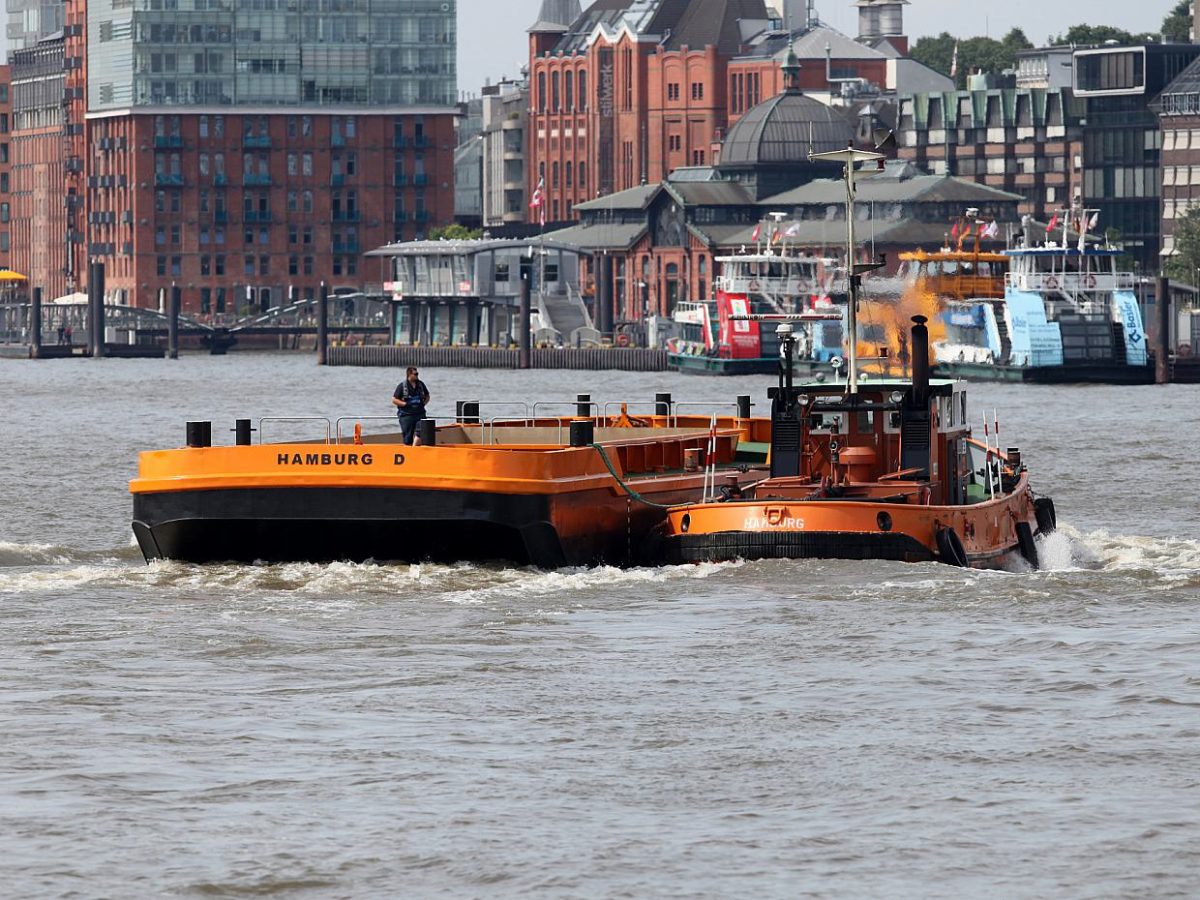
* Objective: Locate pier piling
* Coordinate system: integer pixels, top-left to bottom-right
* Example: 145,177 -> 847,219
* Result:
168,283 -> 180,360
30,287 -> 42,359
89,262 -> 106,359
317,281 -> 329,366
518,275 -> 531,370
1156,275 -> 1171,385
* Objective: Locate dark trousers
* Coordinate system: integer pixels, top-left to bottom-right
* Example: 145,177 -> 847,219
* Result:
399,413 -> 422,445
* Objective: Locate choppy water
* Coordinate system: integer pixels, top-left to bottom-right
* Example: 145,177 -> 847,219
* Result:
2,354 -> 1199,898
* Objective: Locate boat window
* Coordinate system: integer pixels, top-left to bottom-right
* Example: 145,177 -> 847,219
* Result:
809,413 -> 841,434
856,410 -> 874,434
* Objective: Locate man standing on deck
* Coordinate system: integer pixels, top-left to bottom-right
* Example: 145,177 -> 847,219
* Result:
392,366 -> 430,446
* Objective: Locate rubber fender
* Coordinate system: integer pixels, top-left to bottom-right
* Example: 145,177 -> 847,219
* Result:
1016,521 -> 1039,570
935,527 -> 968,567
1034,497 -> 1057,535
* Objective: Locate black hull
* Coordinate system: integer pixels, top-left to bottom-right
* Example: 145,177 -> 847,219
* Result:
655,531 -> 936,565
134,487 -> 575,568
934,361 -> 1154,385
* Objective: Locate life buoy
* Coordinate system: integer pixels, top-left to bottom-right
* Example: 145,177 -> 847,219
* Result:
1016,521 -> 1039,570
615,332 -> 630,348
1179,342 -> 1193,357
748,279 -> 760,292
936,527 -> 968,567
1044,275 -> 1059,290
1082,273 -> 1097,289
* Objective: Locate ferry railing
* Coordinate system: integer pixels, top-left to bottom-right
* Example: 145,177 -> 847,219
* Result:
258,417 -> 332,445
598,400 -> 750,429
334,416 -> 401,445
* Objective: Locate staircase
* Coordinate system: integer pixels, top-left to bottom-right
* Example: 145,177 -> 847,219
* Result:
992,301 -> 1012,362
538,283 -> 592,343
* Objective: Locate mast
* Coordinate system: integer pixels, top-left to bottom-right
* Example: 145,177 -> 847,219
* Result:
809,142 -> 885,396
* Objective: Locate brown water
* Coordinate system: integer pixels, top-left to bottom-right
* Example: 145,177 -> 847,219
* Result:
2,354 -> 1199,897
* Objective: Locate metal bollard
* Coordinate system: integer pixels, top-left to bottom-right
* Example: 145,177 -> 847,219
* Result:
417,418 -> 437,446
569,420 -> 595,447
186,421 -> 212,448
737,394 -> 752,419
655,392 -> 672,417
234,419 -> 255,446
576,393 -> 591,418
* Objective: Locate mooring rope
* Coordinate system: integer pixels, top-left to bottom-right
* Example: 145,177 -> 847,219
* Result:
590,443 -> 678,510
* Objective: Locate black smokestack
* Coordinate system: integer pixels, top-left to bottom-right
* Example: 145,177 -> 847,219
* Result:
911,315 -> 930,405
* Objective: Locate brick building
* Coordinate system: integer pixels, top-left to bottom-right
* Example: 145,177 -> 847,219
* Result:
0,65 -> 11,271
1155,56 -> 1200,262
13,0 -> 459,312
10,38 -> 69,298
528,0 -> 774,221
897,84 -> 1083,225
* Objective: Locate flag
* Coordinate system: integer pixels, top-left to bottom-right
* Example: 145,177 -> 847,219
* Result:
1047,213 -> 1059,232
982,220 -> 999,239
751,222 -> 762,242
950,41 -> 959,79
785,222 -> 801,237
950,221 -> 959,239
1087,212 -> 1099,230
771,227 -> 782,245
529,176 -> 545,226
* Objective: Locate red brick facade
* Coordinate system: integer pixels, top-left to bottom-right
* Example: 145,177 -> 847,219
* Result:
82,112 -> 454,313
0,66 -> 11,273
528,31 -> 739,221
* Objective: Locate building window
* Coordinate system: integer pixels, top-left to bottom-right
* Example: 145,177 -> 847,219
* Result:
552,162 -> 559,187
691,83 -> 704,101
289,255 -> 298,275
156,255 -> 166,276
552,71 -> 560,112
692,149 -> 706,166
200,255 -> 211,276
215,255 -> 225,276
565,71 -> 574,112
201,287 -> 211,313
171,256 -> 181,277
669,135 -> 681,152
537,72 -> 546,112
668,83 -> 680,102
578,71 -> 588,112
260,255 -> 269,276
579,161 -> 587,189
566,161 -> 573,186
287,152 -> 297,176
303,256 -> 313,275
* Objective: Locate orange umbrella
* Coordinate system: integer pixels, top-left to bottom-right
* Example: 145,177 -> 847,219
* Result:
0,269 -> 28,282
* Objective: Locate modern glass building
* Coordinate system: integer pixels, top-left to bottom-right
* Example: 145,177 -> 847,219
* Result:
86,0 -> 456,111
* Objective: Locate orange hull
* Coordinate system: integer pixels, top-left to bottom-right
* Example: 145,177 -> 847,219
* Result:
656,473 -> 1047,569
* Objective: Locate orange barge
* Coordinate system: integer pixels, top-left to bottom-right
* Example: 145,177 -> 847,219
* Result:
130,410 -> 770,567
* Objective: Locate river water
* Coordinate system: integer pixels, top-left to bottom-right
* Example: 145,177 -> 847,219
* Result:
1,353 -> 1198,898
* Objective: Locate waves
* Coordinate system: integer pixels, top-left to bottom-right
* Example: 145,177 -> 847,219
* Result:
2,525 -> 1199,600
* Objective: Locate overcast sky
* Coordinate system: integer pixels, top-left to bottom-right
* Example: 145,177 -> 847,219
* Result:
457,0 -> 1183,98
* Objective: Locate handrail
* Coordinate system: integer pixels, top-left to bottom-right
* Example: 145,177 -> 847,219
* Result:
669,400 -> 754,427
258,416 -> 331,445
531,399 -> 598,418
334,416 -> 400,445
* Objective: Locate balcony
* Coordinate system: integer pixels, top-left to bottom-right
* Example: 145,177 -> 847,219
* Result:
215,210 -> 229,223
154,173 -> 184,186
393,211 -> 408,223
331,133 -> 346,147
331,173 -> 345,187
243,134 -> 271,148
333,241 -> 360,254
243,173 -> 272,186
154,135 -> 183,149
414,210 -> 429,223
414,135 -> 429,149
244,210 -> 273,223
394,135 -> 408,149
413,173 -> 428,187
331,210 -> 361,222
393,174 -> 408,187
214,173 -> 228,186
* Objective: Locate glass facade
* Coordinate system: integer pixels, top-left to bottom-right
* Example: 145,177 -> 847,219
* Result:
87,0 -> 456,111
5,0 -> 64,54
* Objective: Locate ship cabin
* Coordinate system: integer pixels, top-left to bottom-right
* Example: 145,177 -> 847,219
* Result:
897,248 -> 1008,301
1005,245 -> 1135,304
715,250 -> 834,305
765,320 -> 997,507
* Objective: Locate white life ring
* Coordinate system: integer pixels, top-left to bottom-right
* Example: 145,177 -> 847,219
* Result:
748,279 -> 761,292
1082,273 -> 1097,289
1044,275 -> 1059,290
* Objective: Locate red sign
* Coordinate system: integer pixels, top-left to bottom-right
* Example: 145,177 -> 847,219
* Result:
716,292 -> 761,358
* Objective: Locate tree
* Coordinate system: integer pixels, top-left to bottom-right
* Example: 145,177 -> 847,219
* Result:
1048,24 -> 1158,46
429,224 -> 483,241
1166,206 -> 1200,283
1163,0 -> 1192,43
910,29 -> 1033,89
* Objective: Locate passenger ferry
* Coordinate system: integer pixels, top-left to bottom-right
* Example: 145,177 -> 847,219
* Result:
667,222 -> 844,376
933,212 -> 1151,383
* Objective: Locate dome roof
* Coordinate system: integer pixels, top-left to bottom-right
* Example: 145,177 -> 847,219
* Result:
721,90 -> 855,169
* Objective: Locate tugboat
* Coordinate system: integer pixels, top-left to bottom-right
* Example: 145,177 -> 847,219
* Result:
667,215 -> 844,376
653,146 -> 1057,569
